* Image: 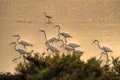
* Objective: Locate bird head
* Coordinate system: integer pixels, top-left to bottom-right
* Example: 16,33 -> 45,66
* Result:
9,42 -> 16,45
38,30 -> 45,32
12,35 -> 20,37
92,40 -> 98,44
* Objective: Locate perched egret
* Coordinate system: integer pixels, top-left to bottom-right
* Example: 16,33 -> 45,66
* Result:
44,12 -> 52,23
10,42 -> 28,61
13,35 -> 33,49
92,40 -> 113,64
38,30 -> 60,54
54,25 -> 72,43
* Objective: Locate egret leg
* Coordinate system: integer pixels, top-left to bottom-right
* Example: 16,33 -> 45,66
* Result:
65,38 -> 67,43
48,19 -> 51,23
98,52 -> 104,61
12,54 -> 21,62
24,45 -> 27,50
105,53 -> 109,65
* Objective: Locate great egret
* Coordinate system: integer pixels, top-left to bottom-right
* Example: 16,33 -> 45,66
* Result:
46,37 -> 60,45
38,30 -> 60,54
10,42 -> 28,61
58,39 -> 74,53
54,25 -> 72,43
13,35 -> 33,49
92,40 -> 113,64
44,12 -> 52,23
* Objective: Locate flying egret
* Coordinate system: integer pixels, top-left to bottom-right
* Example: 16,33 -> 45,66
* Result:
38,30 -> 60,54
92,40 -> 113,64
54,25 -> 72,43
13,35 -> 33,49
44,12 -> 52,23
10,42 -> 28,62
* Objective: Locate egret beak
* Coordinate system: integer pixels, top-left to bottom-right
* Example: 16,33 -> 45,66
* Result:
92,40 -> 96,44
38,30 -> 44,32
9,42 -> 14,45
12,35 -> 19,37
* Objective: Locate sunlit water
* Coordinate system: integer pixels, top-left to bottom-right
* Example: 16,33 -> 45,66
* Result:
0,0 -> 120,73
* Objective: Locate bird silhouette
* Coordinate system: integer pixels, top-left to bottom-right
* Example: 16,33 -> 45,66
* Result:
54,25 -> 72,43
13,35 -> 33,49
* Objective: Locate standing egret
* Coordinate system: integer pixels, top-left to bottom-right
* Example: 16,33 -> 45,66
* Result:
10,42 -> 28,61
54,25 -> 72,43
38,30 -> 60,54
44,12 -> 52,23
92,40 -> 113,64
13,35 -> 33,49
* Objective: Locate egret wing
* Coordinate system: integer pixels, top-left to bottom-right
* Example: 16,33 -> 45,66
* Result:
102,46 -> 113,52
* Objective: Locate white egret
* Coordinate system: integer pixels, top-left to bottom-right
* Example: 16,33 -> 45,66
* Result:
46,37 -> 60,45
10,42 -> 28,61
54,25 -> 72,43
44,12 -> 52,23
38,30 -> 60,54
93,40 -> 113,64
58,39 -> 74,53
13,35 -> 33,49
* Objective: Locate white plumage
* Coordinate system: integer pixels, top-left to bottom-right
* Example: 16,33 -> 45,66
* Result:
13,35 -> 33,49
59,32 -> 72,38
102,46 -> 113,52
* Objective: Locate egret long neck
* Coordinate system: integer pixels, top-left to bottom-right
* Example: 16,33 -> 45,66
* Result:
97,41 -> 102,50
13,43 -> 17,51
57,27 -> 60,38
43,31 -> 50,47
17,36 -> 20,44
